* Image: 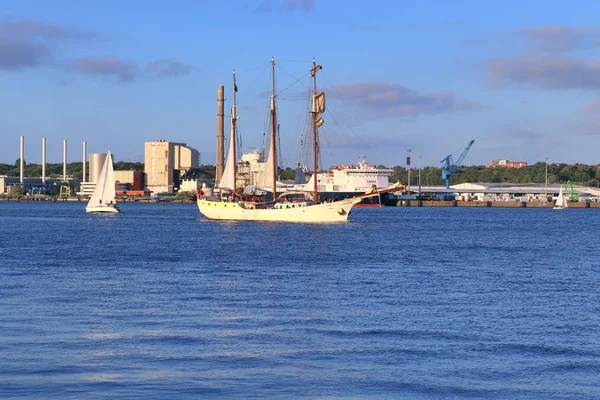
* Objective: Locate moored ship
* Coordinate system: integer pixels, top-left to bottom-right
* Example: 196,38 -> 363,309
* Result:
292,156 -> 397,206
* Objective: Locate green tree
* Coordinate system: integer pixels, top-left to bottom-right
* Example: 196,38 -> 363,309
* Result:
8,185 -> 24,198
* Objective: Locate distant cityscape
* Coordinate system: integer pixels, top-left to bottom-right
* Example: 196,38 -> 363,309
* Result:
0,136 -> 200,197
1,135 -> 600,198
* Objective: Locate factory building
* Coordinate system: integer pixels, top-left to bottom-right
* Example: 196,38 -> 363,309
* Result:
79,152 -> 109,196
144,140 -> 199,194
0,176 -> 60,195
114,170 -> 148,196
1,136 -> 70,195
79,154 -> 145,197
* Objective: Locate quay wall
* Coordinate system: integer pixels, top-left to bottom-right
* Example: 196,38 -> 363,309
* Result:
394,200 -> 596,208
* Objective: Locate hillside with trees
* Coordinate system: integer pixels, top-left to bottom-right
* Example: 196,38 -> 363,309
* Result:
389,162 -> 600,187
0,159 -> 144,180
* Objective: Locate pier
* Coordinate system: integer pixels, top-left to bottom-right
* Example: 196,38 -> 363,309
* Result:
395,200 -> 600,208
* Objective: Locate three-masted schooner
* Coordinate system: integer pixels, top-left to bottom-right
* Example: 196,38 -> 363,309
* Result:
197,58 -> 402,223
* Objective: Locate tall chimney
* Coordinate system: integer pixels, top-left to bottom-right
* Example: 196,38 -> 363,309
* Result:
82,141 -> 87,183
19,135 -> 24,184
42,137 -> 46,182
216,85 -> 225,183
63,139 -> 67,180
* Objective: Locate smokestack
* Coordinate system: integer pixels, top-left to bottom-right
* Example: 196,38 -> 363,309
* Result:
63,139 -> 67,180
216,85 -> 225,183
42,137 -> 46,182
19,135 -> 24,184
82,141 -> 87,183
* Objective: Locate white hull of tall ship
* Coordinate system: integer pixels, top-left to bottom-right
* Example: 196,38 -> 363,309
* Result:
197,196 -> 361,223
85,205 -> 119,213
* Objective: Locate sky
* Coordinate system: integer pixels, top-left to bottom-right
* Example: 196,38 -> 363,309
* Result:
1,0 -> 600,168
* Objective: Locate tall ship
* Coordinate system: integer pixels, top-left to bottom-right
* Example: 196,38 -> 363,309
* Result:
196,58 -> 403,223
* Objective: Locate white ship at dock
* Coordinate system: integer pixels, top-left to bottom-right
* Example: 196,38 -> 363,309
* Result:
292,156 -> 395,205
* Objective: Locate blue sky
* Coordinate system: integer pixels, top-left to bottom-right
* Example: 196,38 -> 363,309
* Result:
2,0 -> 600,167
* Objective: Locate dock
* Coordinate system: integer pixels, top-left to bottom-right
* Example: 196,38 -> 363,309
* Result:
395,200 -> 599,208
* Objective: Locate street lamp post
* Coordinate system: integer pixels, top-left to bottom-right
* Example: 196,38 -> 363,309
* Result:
545,157 -> 549,197
407,149 -> 412,194
418,155 -> 422,198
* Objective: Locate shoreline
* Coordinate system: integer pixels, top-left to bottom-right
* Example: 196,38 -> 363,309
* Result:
2,197 -> 599,208
0,197 -> 195,203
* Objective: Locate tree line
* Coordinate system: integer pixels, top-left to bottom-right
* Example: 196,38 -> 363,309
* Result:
0,159 -> 144,180
3,160 -> 600,187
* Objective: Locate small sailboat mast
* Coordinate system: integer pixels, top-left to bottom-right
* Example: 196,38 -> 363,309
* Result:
270,57 -> 278,202
311,58 -> 323,203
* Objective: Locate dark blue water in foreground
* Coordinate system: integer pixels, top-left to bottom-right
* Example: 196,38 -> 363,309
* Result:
1,202 -> 599,399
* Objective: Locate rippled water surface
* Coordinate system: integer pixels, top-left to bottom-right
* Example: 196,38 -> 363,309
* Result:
1,201 -> 599,399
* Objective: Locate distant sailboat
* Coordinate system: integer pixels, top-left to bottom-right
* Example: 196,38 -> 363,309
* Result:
86,151 -> 119,213
553,186 -> 568,210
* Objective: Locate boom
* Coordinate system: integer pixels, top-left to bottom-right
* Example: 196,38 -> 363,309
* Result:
567,180 -> 579,202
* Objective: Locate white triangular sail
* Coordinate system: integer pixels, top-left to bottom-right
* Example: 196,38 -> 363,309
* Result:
253,140 -> 275,190
87,151 -> 116,208
254,95 -> 276,191
218,105 -> 237,191
555,186 -> 568,209
105,152 -> 116,202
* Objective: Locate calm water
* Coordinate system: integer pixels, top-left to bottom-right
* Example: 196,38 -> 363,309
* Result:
1,201 -> 599,399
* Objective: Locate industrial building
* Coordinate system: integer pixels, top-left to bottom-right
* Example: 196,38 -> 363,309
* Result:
0,176 -> 60,195
410,182 -> 600,202
79,152 -> 107,196
78,153 -> 146,197
144,140 -> 199,194
237,149 -> 269,187
1,136 -> 73,195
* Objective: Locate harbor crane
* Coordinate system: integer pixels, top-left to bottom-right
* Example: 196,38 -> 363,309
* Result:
440,140 -> 475,189
566,180 -> 579,202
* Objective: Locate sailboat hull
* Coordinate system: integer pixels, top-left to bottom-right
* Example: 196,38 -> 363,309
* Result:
86,205 -> 119,213
197,197 -> 359,223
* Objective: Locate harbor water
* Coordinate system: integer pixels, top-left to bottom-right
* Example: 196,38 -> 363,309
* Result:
1,202 -> 599,399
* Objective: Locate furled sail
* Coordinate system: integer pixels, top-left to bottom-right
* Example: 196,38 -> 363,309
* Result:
313,91 -> 325,113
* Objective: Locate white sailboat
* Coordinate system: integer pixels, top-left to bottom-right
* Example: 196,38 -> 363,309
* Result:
197,58 -> 403,223
86,151 -> 119,213
553,186 -> 568,210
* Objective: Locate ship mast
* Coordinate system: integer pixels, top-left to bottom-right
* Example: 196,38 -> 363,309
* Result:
232,70 -> 238,194
270,57 -> 278,202
310,59 -> 322,203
